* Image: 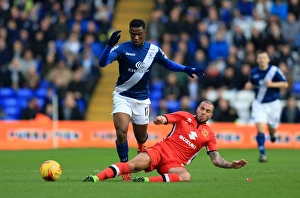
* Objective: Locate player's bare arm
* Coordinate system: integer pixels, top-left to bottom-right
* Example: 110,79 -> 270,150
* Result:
265,80 -> 288,88
208,151 -> 248,169
244,81 -> 253,90
153,116 -> 167,125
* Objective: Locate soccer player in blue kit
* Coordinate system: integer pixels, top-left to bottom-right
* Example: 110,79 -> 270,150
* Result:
247,50 -> 288,162
98,19 -> 205,181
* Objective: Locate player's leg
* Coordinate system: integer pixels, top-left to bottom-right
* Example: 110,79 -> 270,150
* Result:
113,113 -> 131,162
268,125 -> 277,143
133,166 -> 188,182
111,94 -> 133,181
131,103 -> 150,153
83,153 -> 151,182
251,100 -> 268,162
132,123 -> 148,153
255,122 -> 268,162
267,99 -> 282,143
113,112 -> 132,181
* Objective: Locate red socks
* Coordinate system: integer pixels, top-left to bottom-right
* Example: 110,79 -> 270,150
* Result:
96,162 -> 130,181
149,174 -> 180,182
95,163 -> 180,182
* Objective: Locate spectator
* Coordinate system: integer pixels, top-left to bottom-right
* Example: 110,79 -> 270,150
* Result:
208,31 -> 229,61
6,58 -> 26,89
59,92 -> 84,120
281,13 -> 300,48
45,60 -> 73,99
281,96 -> 300,123
213,98 -> 239,122
20,97 -> 40,120
288,0 -> 300,18
20,49 -> 37,76
270,0 -> 288,21
255,0 -> 272,19
67,68 -> 88,102
146,9 -> 165,44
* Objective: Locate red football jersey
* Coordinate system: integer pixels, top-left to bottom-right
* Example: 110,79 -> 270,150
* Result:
154,111 -> 218,165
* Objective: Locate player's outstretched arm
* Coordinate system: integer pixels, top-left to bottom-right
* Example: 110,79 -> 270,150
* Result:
153,116 -> 167,125
164,60 -> 205,78
208,151 -> 248,169
98,30 -> 121,67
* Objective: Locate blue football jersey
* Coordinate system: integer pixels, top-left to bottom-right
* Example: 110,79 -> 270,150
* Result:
250,65 -> 287,103
106,41 -> 168,100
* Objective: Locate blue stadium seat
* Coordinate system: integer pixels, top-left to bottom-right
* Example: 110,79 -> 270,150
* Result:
292,82 -> 300,94
4,116 -> 19,121
0,88 -> 16,98
4,107 -> 21,119
151,99 -> 160,112
37,98 -> 45,108
151,81 -> 164,91
19,99 -> 28,109
17,88 -> 34,100
166,100 -> 180,112
35,88 -> 48,98
39,80 -> 51,89
3,98 -> 19,107
77,99 -> 86,113
150,90 -> 163,101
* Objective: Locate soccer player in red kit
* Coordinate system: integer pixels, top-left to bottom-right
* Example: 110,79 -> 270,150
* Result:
83,101 -> 248,182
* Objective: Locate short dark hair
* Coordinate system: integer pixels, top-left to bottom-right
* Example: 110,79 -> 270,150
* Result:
256,50 -> 268,58
129,19 -> 146,29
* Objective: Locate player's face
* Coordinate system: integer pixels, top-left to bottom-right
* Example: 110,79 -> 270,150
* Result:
256,53 -> 270,68
129,27 -> 146,46
195,102 -> 214,123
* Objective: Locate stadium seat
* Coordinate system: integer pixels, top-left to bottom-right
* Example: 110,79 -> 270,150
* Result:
206,90 -> 218,102
166,100 -> 180,112
292,81 -> 300,94
2,98 -> 19,107
235,90 -> 255,104
151,99 -> 160,112
19,99 -> 29,109
37,98 -> 45,108
151,80 -> 164,91
77,99 -> 86,113
150,90 -> 163,101
0,88 -> 16,98
35,88 -> 48,98
39,80 -> 51,89
4,107 -> 21,119
17,88 -> 34,100
221,90 -> 237,105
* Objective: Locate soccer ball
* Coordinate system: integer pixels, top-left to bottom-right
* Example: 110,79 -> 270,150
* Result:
39,160 -> 62,181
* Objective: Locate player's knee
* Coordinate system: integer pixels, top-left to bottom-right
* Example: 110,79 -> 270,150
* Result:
179,172 -> 191,182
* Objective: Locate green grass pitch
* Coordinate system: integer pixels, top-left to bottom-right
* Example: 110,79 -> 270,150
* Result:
0,148 -> 299,198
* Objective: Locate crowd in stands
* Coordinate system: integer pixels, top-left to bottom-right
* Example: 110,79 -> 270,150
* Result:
0,0 -> 300,124
0,0 -> 116,120
147,0 -> 300,123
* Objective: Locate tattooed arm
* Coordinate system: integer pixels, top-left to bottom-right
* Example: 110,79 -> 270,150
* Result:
208,151 -> 248,169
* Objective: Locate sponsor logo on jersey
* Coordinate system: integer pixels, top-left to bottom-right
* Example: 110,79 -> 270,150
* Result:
128,61 -> 149,73
185,118 -> 192,124
189,131 -> 197,140
126,52 -> 136,56
179,135 -> 196,149
201,129 -> 209,137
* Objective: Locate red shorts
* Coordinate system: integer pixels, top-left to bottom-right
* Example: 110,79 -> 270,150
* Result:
144,144 -> 184,175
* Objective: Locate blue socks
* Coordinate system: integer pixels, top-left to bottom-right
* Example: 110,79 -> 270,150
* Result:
256,133 -> 266,156
116,140 -> 129,162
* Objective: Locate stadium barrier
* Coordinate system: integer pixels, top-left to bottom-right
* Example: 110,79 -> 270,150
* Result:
0,120 -> 299,150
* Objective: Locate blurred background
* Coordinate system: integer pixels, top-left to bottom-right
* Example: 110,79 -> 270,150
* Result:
0,0 -> 300,125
